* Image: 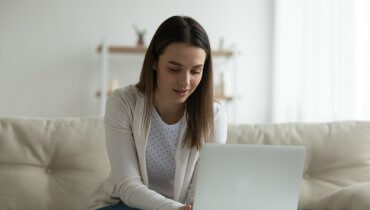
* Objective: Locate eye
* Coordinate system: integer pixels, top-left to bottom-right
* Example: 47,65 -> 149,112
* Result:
191,69 -> 202,75
168,67 -> 180,72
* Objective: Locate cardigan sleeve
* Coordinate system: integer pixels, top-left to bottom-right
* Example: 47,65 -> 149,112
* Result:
184,102 -> 228,204
103,88 -> 184,210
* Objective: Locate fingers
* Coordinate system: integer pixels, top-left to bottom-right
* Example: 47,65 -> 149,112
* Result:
185,204 -> 192,210
178,205 -> 192,210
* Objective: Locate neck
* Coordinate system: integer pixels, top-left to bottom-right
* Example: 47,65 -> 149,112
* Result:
154,93 -> 185,125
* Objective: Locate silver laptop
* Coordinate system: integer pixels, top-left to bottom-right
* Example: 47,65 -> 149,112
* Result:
192,144 -> 306,210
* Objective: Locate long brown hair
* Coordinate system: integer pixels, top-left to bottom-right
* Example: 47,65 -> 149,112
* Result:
136,15 -> 214,149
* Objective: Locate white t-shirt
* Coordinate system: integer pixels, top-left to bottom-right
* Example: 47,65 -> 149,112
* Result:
146,107 -> 183,199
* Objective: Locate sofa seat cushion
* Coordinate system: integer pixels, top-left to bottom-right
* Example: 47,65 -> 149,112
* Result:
307,183 -> 370,210
0,118 -> 110,210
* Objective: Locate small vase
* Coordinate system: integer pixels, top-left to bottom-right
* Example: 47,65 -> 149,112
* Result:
137,34 -> 144,47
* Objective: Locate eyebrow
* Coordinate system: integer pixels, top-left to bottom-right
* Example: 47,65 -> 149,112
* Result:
168,61 -> 203,68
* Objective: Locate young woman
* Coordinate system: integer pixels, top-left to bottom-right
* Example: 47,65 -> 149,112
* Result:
89,15 -> 227,210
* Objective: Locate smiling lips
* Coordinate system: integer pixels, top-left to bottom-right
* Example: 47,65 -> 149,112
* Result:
173,89 -> 189,97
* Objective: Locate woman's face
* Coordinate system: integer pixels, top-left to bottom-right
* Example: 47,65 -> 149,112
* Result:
154,42 -> 206,105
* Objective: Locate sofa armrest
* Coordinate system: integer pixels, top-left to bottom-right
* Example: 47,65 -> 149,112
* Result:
307,183 -> 370,210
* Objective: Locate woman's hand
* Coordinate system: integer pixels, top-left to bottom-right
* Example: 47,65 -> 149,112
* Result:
177,204 -> 192,210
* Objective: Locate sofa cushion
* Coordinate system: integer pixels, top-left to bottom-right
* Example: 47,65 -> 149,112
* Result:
0,118 -> 110,210
307,183 -> 370,210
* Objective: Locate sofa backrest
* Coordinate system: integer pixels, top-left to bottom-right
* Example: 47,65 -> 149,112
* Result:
0,118 -> 109,210
1,118 -> 369,210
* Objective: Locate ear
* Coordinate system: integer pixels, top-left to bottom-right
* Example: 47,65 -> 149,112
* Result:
152,63 -> 157,71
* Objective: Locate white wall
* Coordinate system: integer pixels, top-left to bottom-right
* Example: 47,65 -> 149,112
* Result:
0,0 -> 273,123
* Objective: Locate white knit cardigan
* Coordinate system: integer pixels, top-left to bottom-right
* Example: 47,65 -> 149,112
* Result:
89,85 -> 227,210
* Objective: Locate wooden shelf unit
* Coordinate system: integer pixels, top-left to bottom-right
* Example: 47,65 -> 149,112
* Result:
96,45 -> 233,57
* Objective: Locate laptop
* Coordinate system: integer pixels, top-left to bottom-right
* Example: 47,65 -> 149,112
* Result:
192,144 -> 306,210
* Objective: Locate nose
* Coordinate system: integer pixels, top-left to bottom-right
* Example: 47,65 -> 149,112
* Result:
178,71 -> 190,88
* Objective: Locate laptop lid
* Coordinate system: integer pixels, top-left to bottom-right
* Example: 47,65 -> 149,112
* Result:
192,144 -> 306,210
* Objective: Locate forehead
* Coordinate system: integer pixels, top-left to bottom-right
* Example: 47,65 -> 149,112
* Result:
159,42 -> 207,65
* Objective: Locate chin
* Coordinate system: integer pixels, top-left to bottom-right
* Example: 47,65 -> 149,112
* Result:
170,93 -> 189,104
174,99 -> 187,104
172,96 -> 188,104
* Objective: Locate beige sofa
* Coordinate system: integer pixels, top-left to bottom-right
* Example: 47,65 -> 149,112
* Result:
0,118 -> 369,210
